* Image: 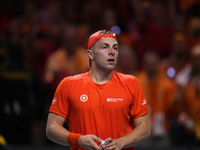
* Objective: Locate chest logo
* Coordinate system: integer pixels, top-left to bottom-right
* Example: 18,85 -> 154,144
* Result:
107,98 -> 123,102
80,94 -> 88,102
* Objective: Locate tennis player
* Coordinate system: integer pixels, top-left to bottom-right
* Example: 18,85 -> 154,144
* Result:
46,30 -> 151,150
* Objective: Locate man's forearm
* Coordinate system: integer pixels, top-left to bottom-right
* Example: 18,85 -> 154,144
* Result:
46,121 -> 70,146
46,113 -> 71,146
118,114 -> 151,148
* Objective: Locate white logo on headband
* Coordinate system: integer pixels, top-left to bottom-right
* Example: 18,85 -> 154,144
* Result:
100,30 -> 115,36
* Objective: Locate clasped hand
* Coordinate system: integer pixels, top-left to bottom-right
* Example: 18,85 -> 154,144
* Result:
79,135 -> 124,150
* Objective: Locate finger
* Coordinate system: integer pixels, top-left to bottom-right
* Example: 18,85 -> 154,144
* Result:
92,135 -> 103,143
104,144 -> 117,150
102,141 -> 114,148
93,144 -> 103,150
103,139 -> 118,149
92,141 -> 103,150
88,139 -> 102,150
105,137 -> 113,143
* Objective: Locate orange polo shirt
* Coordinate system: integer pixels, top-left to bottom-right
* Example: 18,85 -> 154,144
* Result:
49,71 -> 148,150
183,82 -> 200,128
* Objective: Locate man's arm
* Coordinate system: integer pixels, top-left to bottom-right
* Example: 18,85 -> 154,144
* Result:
103,113 -> 151,150
46,113 -> 71,146
46,112 -> 103,149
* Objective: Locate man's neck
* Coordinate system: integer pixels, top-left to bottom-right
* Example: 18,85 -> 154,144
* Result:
89,69 -> 113,84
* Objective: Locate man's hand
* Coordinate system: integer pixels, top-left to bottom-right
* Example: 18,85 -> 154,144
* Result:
79,134 -> 103,150
101,138 -> 124,150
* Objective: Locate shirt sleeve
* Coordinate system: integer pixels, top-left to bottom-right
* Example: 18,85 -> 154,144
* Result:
49,78 -> 69,119
129,77 -> 148,119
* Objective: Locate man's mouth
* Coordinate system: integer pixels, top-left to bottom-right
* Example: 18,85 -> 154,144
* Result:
107,59 -> 114,64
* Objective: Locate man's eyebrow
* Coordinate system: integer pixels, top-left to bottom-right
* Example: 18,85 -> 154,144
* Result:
99,43 -> 118,46
99,43 -> 109,46
113,43 -> 118,47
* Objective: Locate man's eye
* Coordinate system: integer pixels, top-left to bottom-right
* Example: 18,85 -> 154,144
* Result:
114,47 -> 118,51
102,45 -> 107,49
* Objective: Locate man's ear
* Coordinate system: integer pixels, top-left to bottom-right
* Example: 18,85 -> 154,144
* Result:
87,49 -> 94,60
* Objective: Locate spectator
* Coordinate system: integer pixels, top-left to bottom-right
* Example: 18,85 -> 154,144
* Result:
176,44 -> 200,148
115,45 -> 138,76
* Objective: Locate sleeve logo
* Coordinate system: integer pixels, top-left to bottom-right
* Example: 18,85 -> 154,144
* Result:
52,97 -> 57,105
142,99 -> 147,105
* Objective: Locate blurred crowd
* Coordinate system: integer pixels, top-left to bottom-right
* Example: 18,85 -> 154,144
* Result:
0,0 -> 200,149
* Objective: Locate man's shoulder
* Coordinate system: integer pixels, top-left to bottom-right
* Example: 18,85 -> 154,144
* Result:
113,72 -> 141,92
113,71 -> 136,82
61,72 -> 88,84
66,72 -> 88,80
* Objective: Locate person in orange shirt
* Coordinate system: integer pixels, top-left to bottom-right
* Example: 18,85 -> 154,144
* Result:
137,51 -> 181,139
46,30 -> 151,150
137,51 -> 168,136
176,44 -> 200,147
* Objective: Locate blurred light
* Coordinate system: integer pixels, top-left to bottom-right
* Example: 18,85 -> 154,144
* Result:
111,25 -> 121,35
167,67 -> 176,78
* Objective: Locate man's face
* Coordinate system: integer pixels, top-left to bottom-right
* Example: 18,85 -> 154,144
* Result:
91,37 -> 118,71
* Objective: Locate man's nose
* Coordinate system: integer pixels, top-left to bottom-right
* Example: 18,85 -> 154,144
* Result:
108,47 -> 115,55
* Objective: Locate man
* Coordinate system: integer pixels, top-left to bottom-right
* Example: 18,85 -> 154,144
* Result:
46,30 -> 151,150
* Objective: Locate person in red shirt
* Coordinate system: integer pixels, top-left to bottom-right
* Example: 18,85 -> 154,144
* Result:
46,30 -> 151,150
